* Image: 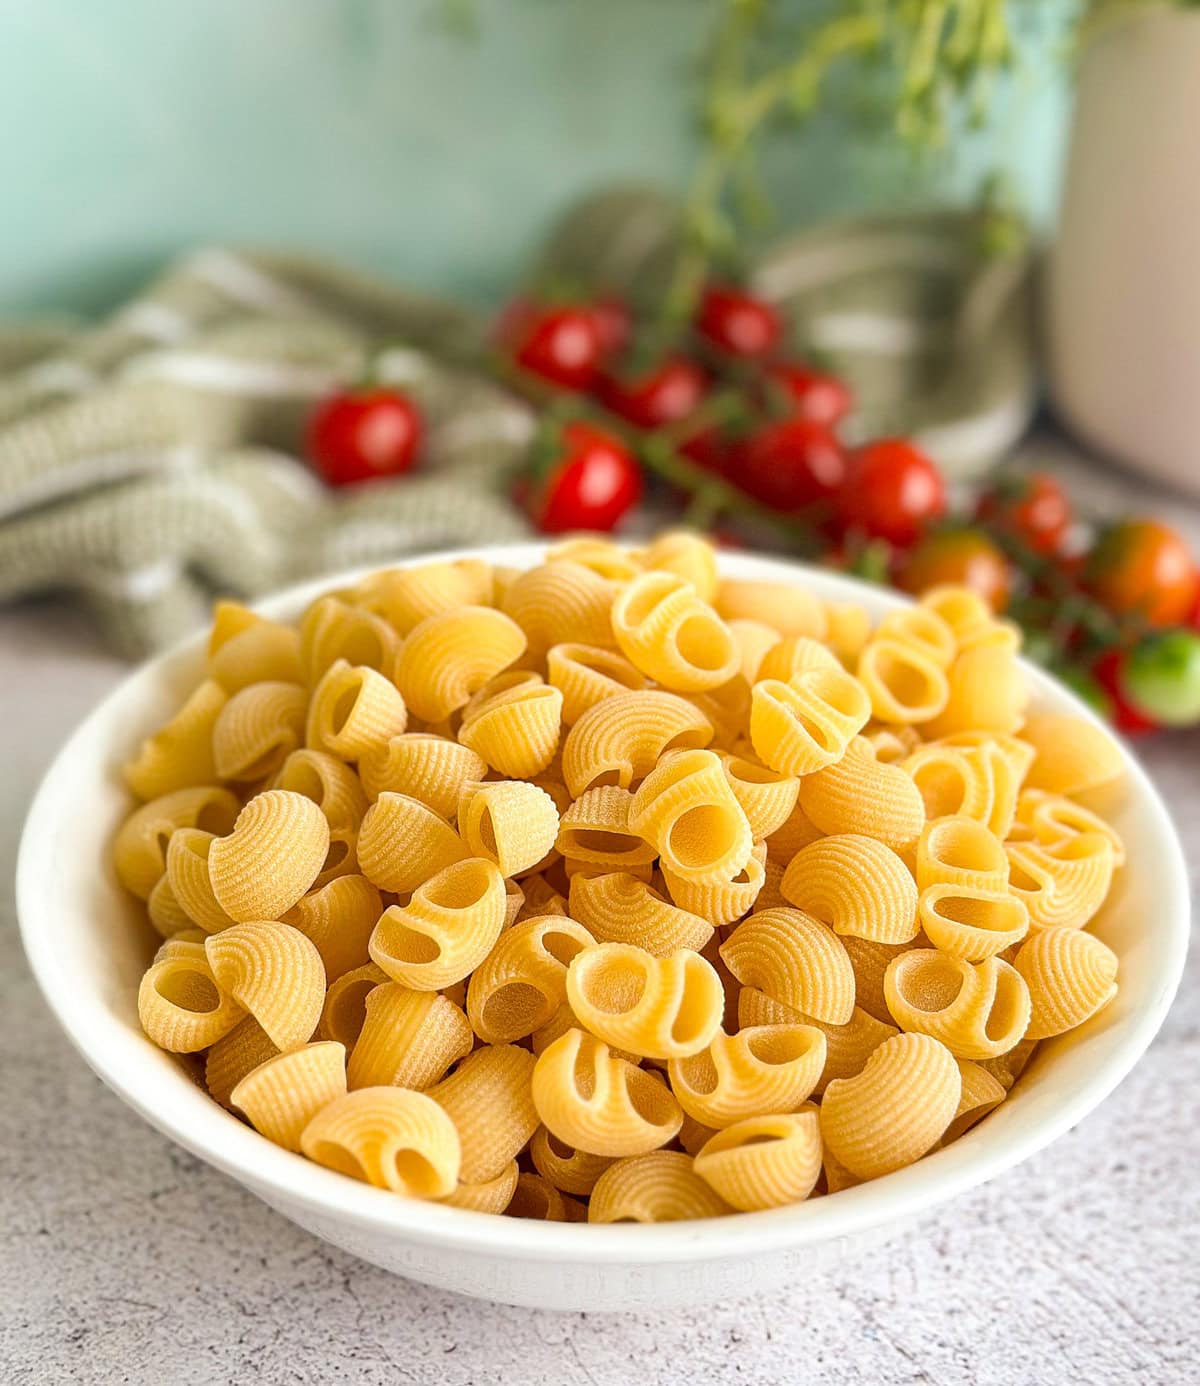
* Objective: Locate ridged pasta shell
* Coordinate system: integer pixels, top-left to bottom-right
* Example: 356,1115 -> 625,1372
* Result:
395,605 -> 527,723
113,785 -> 240,899
1005,834 -> 1115,931
725,619 -> 781,684
466,916 -> 595,1043
212,680 -> 308,781
1019,712 -> 1125,797
458,781 -> 561,877
123,678 -> 228,800
347,983 -> 473,1091
137,951 -> 244,1052
820,1033 -> 960,1180
549,536 -> 644,583
357,559 -> 494,635
427,1044 -> 539,1183
720,907 -> 854,1024
749,667 -> 870,776
359,734 -> 487,815
611,571 -> 740,693
640,531 -> 720,602
923,643 -> 1028,739
942,1059 -> 1008,1144
660,841 -> 767,928
282,874 -> 382,981
305,660 -> 408,762
501,560 -> 617,656
438,1160 -> 521,1215
165,828 -> 235,934
857,638 -> 950,724
299,595 -> 402,686
737,990 -> 900,1097
506,1173 -> 587,1222
205,1015 -> 278,1108
272,748 -> 369,830
694,1106 -> 822,1211
630,748 -> 753,886
588,1151 -> 732,1223
205,921 -> 325,1050
529,1126 -> 615,1196
715,579 -> 827,638
208,790 -> 330,922
561,690 -> 714,798
718,752 -> 800,840
356,792 -> 469,894
207,602 -> 304,692
1014,926 -> 1118,1040
318,962 -> 389,1049
798,737 -> 925,849
667,1025 -> 826,1128
567,871 -> 714,956
546,642 -> 647,724
1012,789 -> 1126,868
883,950 -> 1031,1060
916,816 -> 1008,892
919,884 -> 1029,962
231,1041 -> 347,1151
781,835 -> 919,944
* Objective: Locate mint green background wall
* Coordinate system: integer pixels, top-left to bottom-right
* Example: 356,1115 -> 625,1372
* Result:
0,0 -> 1071,316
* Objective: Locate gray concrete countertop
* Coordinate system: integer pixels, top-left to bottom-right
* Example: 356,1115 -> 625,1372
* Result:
2,584 -> 1198,1386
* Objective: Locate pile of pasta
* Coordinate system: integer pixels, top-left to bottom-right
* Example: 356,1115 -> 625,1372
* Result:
119,534 -> 1126,1222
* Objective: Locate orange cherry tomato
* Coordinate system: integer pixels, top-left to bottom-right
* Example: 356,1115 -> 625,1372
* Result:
1085,520 -> 1200,628
897,528 -> 1012,612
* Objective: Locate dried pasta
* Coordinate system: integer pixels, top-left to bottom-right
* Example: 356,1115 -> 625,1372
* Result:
611,571 -> 740,692
346,984 -> 473,1091
749,667 -> 870,776
567,870 -> 713,955
466,916 -> 595,1043
123,679 -> 227,800
305,661 -> 408,761
459,678 -> 563,778
658,842 -> 767,929
207,602 -> 304,691
694,1107 -> 823,1212
797,736 -> 925,849
212,680 -> 308,781
114,785 -> 240,899
359,734 -> 487,815
720,907 -> 854,1024
883,950 -> 1032,1060
356,792 -> 469,894
208,790 -> 330,922
588,1151 -> 731,1223
629,749 -> 753,885
1019,712 -> 1124,797
781,835 -> 919,944
427,1044 -> 539,1183
395,605 -> 526,723
299,595 -> 401,685
667,1025 -> 826,1128
546,642 -> 647,724
205,921 -> 325,1050
1014,927 -> 1119,1039
561,689 -> 712,797
502,560 -> 616,655
231,1042 -> 347,1152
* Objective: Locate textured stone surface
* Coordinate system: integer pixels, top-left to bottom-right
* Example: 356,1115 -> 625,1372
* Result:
1,598 -> 1197,1386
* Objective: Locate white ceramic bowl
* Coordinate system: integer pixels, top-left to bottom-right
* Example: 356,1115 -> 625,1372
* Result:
17,546 -> 1190,1311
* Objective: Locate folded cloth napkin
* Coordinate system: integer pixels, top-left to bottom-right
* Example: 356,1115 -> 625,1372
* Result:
0,193 -> 1037,656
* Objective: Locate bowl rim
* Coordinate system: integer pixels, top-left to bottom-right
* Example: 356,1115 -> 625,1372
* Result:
17,543 -> 1191,1263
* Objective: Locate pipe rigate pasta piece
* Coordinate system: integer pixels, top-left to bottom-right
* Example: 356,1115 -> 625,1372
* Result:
231,1041 -> 347,1152
113,785 -> 241,900
207,602 -> 304,691
395,605 -> 527,723
123,679 -> 228,800
458,680 -> 563,778
556,786 -> 657,869
137,945 -> 244,1052
305,661 -> 408,762
694,1106 -> 823,1211
205,1016 -> 279,1109
548,536 -> 644,583
630,749 -> 753,885
1011,789 -> 1126,868
561,690 -> 713,797
205,921 -> 326,1050
212,681 -> 308,781
439,1160 -> 520,1215
667,1025 -> 826,1128
165,828 -> 235,934
318,963 -> 389,1049
820,1033 -> 961,1180
346,984 -> 473,1091
531,1028 -> 683,1157
567,872 -> 714,955
823,601 -> 871,662
726,619 -> 781,684
918,585 -> 994,648
546,643 -> 647,724
942,1060 -> 1008,1144
905,742 -> 1019,839
1005,834 -> 1115,931
856,638 -> 950,725
738,990 -> 899,1096
356,792 -> 469,894
1018,713 -> 1125,797
781,835 -> 919,944
300,1086 -> 461,1197
677,1112 -> 718,1156
371,858 -> 507,991
639,531 -> 720,602
282,874 -> 382,981
919,885 -> 1029,962
660,841 -> 767,928
765,802 -> 825,864
687,676 -> 752,750
506,1173 -> 588,1222
515,875 -> 569,921
719,907 -> 854,1024
587,1151 -> 732,1223
883,950 -> 1031,1060
272,749 -> 369,830
530,1126 -> 615,1196
756,635 -> 841,684
147,873 -> 193,938
299,596 -> 402,686
1014,927 -> 1119,1040
977,1036 -> 1038,1091
715,579 -> 827,638
427,1044 -> 539,1183
501,560 -> 617,655
610,571 -> 740,693
749,667 -> 870,776
718,752 -> 800,840
916,816 -> 1008,892
208,790 -> 330,922
797,737 -> 925,849
357,560 -> 494,634
838,935 -> 911,1023
566,944 -> 724,1060
466,916 -> 595,1042
875,606 -> 956,668
923,644 -> 1028,739
359,734 -> 487,814
457,781 -> 561,877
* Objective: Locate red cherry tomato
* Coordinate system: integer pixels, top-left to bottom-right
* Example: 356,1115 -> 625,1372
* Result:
766,362 -> 853,429
589,297 -> 633,361
696,284 -> 782,358
307,388 -> 423,487
596,355 -> 708,430
897,528 -> 1012,611
976,472 -> 1072,555
677,424 -> 729,475
731,418 -> 846,513
1085,519 -> 1200,627
509,304 -> 605,391
1092,648 -> 1160,736
527,421 -> 643,534
836,438 -> 946,547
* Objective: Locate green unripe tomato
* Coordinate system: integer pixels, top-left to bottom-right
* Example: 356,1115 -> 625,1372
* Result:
1123,630 -> 1200,727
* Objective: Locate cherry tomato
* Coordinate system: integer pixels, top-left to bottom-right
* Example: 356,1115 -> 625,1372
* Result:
1092,648 -> 1160,736
897,528 -> 1012,611
596,355 -> 708,430
766,362 -> 853,429
1085,519 -> 1200,627
696,284 -> 782,358
589,297 -> 633,361
836,438 -> 946,547
677,423 -> 729,475
526,421 -> 642,534
307,388 -> 423,487
731,418 -> 846,513
1122,630 -> 1200,727
509,304 -> 605,391
976,472 -> 1072,555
